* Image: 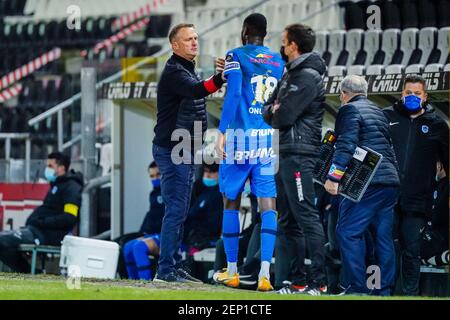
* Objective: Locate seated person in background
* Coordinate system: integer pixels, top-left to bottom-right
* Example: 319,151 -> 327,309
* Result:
420,161 -> 449,266
123,162 -> 165,281
0,152 -> 83,273
184,163 -> 223,255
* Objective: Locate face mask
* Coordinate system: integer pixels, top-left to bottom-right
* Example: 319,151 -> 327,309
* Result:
280,46 -> 288,62
402,95 -> 422,114
203,177 -> 218,187
152,179 -> 161,188
44,167 -> 57,183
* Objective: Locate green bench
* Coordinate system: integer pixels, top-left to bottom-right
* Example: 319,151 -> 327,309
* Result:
18,244 -> 61,275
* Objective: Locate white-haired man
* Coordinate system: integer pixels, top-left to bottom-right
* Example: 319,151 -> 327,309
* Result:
324,75 -> 400,296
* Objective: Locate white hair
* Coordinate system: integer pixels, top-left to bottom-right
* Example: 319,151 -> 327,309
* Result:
340,75 -> 368,96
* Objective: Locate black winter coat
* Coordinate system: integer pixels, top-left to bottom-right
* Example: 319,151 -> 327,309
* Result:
153,54 -> 224,149
26,170 -> 83,245
263,52 -> 328,156
383,101 -> 449,214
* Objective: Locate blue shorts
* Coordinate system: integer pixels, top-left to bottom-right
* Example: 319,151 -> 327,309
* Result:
219,158 -> 276,200
143,233 -> 161,248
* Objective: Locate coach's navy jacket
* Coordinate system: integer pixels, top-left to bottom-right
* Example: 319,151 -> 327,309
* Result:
327,95 -> 400,187
153,54 -> 224,149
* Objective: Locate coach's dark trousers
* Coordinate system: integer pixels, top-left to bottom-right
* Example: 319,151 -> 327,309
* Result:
275,154 -> 326,287
153,144 -> 195,276
394,210 -> 426,296
336,186 -> 398,295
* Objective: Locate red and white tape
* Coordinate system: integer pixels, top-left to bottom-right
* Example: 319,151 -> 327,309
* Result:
0,48 -> 61,91
0,83 -> 23,103
81,18 -> 150,57
112,0 -> 166,30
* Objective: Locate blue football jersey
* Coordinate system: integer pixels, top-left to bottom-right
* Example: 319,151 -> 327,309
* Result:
220,44 -> 284,159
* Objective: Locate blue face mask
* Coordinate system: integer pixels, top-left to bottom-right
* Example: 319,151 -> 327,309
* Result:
44,167 -> 57,183
152,179 -> 161,188
402,95 -> 422,113
203,177 -> 218,187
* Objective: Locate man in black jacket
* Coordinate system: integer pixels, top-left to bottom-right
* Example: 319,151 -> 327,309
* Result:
324,75 -> 400,296
383,74 -> 449,296
152,23 -> 225,282
263,24 -> 328,295
0,152 -> 82,273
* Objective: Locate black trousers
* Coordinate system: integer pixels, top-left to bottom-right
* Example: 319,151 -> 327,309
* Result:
275,153 -> 326,286
0,227 -> 37,273
394,210 -> 426,296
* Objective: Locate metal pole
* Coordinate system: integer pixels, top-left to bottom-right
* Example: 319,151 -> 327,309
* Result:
5,137 -> 10,160
57,110 -> 63,151
25,137 -> 31,182
80,67 -> 98,237
5,137 -> 10,182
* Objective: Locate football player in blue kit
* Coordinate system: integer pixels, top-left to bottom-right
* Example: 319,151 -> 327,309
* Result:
213,13 -> 284,291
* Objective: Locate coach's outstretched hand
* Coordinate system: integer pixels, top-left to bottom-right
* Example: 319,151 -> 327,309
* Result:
215,57 -> 226,81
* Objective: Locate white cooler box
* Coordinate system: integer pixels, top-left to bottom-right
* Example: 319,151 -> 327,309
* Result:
59,235 -> 119,279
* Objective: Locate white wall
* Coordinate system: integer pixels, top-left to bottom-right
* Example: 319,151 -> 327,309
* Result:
123,105 -> 156,234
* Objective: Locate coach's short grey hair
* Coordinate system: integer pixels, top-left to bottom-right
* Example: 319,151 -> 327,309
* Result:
340,75 -> 368,96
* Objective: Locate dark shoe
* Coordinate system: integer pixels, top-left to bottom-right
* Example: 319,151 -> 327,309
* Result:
239,272 -> 258,286
153,271 -> 190,283
176,268 -> 203,283
277,281 -> 308,294
303,283 -> 328,296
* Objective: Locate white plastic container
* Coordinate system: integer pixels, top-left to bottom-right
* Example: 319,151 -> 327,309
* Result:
59,235 -> 119,279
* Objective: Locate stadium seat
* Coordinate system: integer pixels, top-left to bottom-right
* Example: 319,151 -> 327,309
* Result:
385,65 -> 405,74
405,27 -> 438,73
437,27 -> 450,65
328,30 -> 346,67
386,28 -> 418,74
367,28 -> 400,73
347,65 -> 365,75
314,31 -> 329,57
366,65 -> 384,75
363,29 -> 382,67
381,28 -> 401,65
424,63 -> 444,72
345,29 -> 364,67
327,66 -> 347,76
404,64 -> 424,73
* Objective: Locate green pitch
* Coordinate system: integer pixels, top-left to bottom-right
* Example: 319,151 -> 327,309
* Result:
0,273 -> 447,300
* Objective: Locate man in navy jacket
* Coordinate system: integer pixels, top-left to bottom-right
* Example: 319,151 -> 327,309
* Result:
152,23 -> 225,282
324,75 -> 400,296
